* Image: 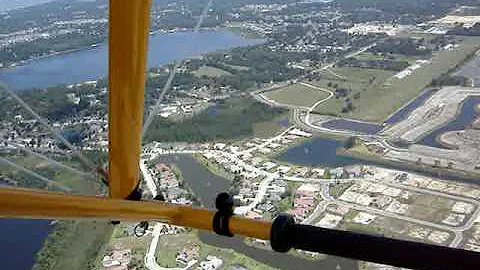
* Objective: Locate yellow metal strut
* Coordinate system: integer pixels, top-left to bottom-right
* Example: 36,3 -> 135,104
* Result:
108,0 -> 151,199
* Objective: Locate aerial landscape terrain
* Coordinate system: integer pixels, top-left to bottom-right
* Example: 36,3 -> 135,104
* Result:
2,0 -> 480,269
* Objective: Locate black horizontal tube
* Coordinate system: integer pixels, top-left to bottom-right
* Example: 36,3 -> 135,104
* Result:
289,224 -> 480,270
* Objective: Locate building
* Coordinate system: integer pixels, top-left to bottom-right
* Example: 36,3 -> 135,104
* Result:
102,249 -> 131,270
198,256 -> 223,270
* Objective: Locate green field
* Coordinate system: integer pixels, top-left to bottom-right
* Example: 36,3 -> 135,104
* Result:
0,154 -> 103,194
264,83 -> 331,108
156,232 -> 278,270
34,220 -> 114,270
313,36 -> 480,122
223,63 -> 251,71
352,52 -> 421,65
253,115 -> 289,138
193,65 -> 232,77
311,66 -> 395,117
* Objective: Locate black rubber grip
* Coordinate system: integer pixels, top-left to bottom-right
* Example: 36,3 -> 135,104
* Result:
287,223 -> 480,270
212,192 -> 234,237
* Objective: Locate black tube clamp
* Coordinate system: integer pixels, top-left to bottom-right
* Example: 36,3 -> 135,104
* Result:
270,213 -> 295,253
112,184 -> 143,225
212,192 -> 234,237
126,185 -> 142,201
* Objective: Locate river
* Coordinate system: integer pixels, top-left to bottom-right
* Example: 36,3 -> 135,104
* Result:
155,155 -> 357,270
0,30 -> 263,90
0,30 -> 263,269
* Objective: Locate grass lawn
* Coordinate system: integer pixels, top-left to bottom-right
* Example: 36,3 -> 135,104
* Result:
253,114 -> 289,138
193,153 -> 234,180
313,36 -> 480,122
311,67 -> 394,116
0,154 -> 103,194
156,231 -> 278,270
223,63 -> 251,71
348,52 -> 421,64
264,83 -> 331,108
193,65 -> 232,77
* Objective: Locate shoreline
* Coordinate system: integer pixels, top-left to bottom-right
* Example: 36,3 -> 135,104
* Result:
0,26 -> 263,73
274,135 -> 480,185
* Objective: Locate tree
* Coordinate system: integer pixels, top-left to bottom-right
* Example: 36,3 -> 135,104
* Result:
344,136 -> 357,149
416,157 -> 422,165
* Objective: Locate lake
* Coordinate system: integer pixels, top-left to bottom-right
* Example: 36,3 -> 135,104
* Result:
419,96 -> 480,148
321,119 -> 383,135
276,138 -> 367,167
0,219 -> 51,270
155,155 -> 357,270
0,30 -> 263,90
384,89 -> 436,125
278,137 -> 478,184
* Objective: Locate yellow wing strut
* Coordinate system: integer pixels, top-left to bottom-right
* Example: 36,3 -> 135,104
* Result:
0,187 -> 272,240
108,0 -> 151,198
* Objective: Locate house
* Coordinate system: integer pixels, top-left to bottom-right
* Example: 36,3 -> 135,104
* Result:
277,165 -> 291,175
262,161 -> 277,171
288,207 -> 308,221
176,245 -> 199,265
246,211 -> 263,219
296,183 -> 320,197
294,197 -> 315,208
214,143 -> 227,150
198,256 -> 223,270
344,165 -> 363,177
102,249 -> 132,270
330,167 -> 345,178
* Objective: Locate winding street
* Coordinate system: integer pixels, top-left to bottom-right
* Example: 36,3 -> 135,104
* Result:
141,159 -> 197,270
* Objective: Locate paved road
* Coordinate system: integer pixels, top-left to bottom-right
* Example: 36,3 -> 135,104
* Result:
235,175 -> 274,215
299,82 -> 334,126
241,126 -> 294,154
302,184 -> 331,224
140,159 -> 158,198
144,223 -> 197,270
